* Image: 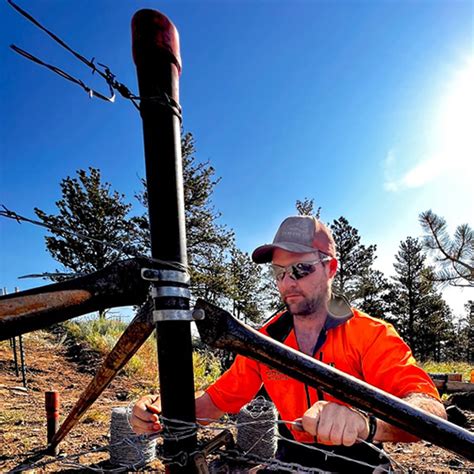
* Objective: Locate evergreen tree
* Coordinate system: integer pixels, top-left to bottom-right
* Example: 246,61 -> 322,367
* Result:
391,237 -> 426,349
295,197 -> 321,219
414,289 -> 455,362
419,210 -> 473,287
34,167 -> 141,318
355,268 -> 393,318
330,217 -> 376,301
228,248 -> 264,324
259,266 -> 284,315
34,167 -> 140,275
391,237 -> 454,360
135,132 -> 235,304
457,300 -> 474,362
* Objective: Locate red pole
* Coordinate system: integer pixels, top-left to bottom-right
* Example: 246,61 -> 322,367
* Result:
45,391 -> 60,455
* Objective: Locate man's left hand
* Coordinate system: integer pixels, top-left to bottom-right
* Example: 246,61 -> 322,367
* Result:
301,401 -> 369,446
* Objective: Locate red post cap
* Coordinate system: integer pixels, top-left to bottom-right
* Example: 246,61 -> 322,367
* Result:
132,9 -> 182,75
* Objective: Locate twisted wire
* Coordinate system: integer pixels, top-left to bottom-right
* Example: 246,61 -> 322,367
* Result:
13,409 -> 456,473
170,415 -> 401,473
7,0 -> 183,119
0,205 -> 189,273
7,0 -> 138,109
10,44 -> 118,104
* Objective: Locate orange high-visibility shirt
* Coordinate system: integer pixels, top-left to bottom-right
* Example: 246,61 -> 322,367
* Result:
206,308 -> 440,443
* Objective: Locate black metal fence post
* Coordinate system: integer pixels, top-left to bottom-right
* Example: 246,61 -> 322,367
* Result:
4,287 -> 21,378
12,337 -> 19,376
18,334 -> 27,388
132,10 -> 197,473
14,287 -> 27,388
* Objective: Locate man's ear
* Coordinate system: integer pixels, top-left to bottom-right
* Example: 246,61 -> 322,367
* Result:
328,258 -> 338,278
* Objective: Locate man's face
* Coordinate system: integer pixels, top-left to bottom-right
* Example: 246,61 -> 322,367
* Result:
272,248 -> 334,317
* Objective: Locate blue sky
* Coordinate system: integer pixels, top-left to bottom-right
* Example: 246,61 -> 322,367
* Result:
1,0 -> 472,317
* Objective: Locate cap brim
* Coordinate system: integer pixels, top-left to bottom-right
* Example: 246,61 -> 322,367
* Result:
252,242 -> 320,263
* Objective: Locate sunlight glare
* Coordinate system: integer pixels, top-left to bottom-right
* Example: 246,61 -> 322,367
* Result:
435,56 -> 474,173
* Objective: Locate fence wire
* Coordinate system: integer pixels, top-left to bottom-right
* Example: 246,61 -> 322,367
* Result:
0,205 -> 188,274
3,2 -> 464,473
7,0 -> 182,120
8,411 -> 412,474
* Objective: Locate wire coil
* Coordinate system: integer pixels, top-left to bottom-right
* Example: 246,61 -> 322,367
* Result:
109,407 -> 156,467
236,397 -> 278,459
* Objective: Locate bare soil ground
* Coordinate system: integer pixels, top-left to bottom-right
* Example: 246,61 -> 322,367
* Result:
1,331 -> 473,473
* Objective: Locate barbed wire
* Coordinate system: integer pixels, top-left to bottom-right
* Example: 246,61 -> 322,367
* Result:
195,416 -> 401,473
9,431 -> 161,473
7,0 -> 183,121
7,413 -> 396,473
10,408 -> 473,473
10,44 -> 119,104
2,207 -> 468,471
154,414 -> 403,473
17,272 -> 87,281
0,205 -> 188,274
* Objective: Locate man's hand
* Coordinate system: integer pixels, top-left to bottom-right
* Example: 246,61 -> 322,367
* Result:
130,394 -> 162,434
129,391 -> 224,435
301,401 -> 369,446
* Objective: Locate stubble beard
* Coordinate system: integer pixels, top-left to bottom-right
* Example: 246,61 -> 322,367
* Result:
284,282 -> 331,317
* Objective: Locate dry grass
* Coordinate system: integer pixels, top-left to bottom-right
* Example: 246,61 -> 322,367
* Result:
81,409 -> 109,424
63,317 -> 222,391
421,361 -> 473,381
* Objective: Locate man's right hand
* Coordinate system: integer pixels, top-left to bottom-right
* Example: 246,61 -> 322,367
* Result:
130,394 -> 162,434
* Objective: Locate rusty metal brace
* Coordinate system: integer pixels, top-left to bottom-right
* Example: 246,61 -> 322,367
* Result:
192,429 -> 235,473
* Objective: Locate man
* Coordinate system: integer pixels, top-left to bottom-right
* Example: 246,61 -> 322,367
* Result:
131,216 -> 446,472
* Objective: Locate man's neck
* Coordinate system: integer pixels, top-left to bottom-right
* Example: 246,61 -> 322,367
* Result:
292,309 -> 327,356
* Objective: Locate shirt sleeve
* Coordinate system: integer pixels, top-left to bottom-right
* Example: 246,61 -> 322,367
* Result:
205,354 -> 263,413
360,320 -> 440,400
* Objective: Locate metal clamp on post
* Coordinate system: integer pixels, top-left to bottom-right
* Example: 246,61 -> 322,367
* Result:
141,268 -> 205,322
153,308 -> 205,322
141,268 -> 191,284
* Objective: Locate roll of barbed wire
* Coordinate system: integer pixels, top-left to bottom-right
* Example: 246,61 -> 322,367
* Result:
236,397 -> 278,459
109,407 -> 156,467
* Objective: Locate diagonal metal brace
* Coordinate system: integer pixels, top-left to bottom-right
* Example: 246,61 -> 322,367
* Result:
194,298 -> 474,462
0,257 -> 158,340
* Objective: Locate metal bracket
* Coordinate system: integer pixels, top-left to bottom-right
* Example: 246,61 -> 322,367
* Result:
190,429 -> 235,473
141,268 -> 190,284
151,286 -> 191,299
192,452 -> 209,474
152,308 -> 205,322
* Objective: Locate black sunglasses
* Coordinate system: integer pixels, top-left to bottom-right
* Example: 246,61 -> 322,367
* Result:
271,256 -> 332,282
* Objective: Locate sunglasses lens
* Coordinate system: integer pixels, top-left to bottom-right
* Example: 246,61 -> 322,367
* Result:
271,266 -> 286,281
272,262 -> 317,281
292,262 -> 316,279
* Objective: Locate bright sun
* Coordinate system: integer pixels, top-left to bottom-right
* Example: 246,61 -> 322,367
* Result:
436,56 -> 474,172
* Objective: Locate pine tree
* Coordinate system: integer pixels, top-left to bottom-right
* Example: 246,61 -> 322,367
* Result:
330,217 -> 376,301
419,210 -> 473,287
391,237 -> 454,359
295,197 -> 321,219
34,167 -> 141,318
391,237 -> 426,349
457,300 -> 474,362
135,132 -> 235,304
259,266 -> 284,315
355,268 -> 393,318
414,288 -> 455,362
34,167 -> 140,276
228,248 -> 264,324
